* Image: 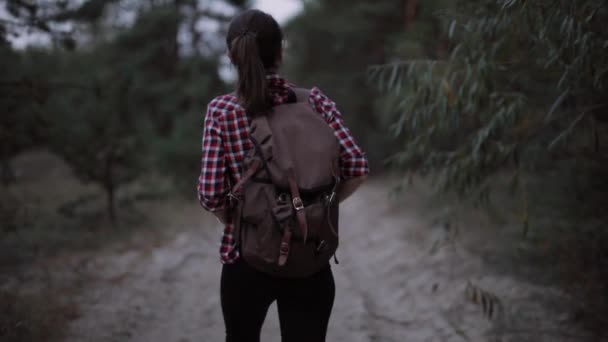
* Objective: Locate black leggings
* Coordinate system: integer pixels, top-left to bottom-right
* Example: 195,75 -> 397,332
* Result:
220,258 -> 335,342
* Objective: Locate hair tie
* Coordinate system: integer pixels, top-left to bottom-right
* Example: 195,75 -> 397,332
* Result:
239,28 -> 257,38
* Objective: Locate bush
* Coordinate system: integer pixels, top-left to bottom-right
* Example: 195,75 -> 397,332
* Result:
372,0 -> 608,200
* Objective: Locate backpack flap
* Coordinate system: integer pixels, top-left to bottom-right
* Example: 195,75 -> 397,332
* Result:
234,89 -> 342,278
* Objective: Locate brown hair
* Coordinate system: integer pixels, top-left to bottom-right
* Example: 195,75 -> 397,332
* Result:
226,9 -> 283,117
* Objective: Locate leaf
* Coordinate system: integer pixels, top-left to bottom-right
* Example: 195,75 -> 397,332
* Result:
448,20 -> 457,40
501,0 -> 517,10
557,69 -> 570,93
548,112 -> 586,150
545,88 -> 570,123
450,44 -> 462,59
388,64 -> 399,92
441,79 -> 455,107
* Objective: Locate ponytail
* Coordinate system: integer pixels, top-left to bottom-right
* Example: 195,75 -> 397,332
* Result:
230,32 -> 269,116
226,10 -> 283,117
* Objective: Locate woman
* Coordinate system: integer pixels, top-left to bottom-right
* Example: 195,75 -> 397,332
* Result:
197,9 -> 369,342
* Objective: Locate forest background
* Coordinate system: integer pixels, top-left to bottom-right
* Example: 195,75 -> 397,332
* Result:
1,0 -> 607,341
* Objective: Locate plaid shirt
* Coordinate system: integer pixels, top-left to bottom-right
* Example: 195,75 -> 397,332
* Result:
197,74 -> 369,264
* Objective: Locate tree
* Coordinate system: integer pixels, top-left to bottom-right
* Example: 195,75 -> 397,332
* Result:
44,2 -> 227,220
0,45 -> 53,186
370,1 -> 608,334
47,57 -> 143,224
1,0 -> 240,203
372,0 -> 608,201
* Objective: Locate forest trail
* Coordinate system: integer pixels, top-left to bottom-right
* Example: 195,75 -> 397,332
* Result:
64,180 -> 586,342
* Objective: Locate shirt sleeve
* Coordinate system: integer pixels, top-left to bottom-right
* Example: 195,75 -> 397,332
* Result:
308,87 -> 370,179
197,100 -> 227,211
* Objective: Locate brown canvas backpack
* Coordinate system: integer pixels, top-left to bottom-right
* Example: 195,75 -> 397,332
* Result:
227,88 -> 341,278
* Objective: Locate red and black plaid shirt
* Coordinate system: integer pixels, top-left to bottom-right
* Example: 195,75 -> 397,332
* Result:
197,74 -> 369,264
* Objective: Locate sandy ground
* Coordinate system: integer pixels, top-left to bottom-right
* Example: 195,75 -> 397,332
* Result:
63,180 -> 589,342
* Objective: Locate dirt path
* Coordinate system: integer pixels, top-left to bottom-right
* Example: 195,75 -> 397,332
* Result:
64,181 -> 587,342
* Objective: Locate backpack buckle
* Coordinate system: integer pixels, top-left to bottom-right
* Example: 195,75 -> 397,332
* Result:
327,191 -> 336,204
315,240 -> 327,254
227,192 -> 241,206
292,197 -> 304,211
322,191 -> 336,206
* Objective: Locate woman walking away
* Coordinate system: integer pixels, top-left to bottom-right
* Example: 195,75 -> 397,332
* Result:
197,9 -> 369,342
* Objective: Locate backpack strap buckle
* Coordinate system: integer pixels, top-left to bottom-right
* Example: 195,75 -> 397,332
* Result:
227,192 -> 241,207
287,168 -> 308,244
292,197 -> 304,211
325,192 -> 336,205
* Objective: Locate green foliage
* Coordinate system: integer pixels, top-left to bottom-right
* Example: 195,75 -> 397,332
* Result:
46,58 -> 143,223
2,0 -> 232,204
153,110 -> 206,194
0,47 -> 51,185
372,0 -> 608,200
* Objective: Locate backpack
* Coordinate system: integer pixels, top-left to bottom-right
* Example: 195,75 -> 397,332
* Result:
227,88 -> 341,278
